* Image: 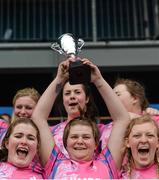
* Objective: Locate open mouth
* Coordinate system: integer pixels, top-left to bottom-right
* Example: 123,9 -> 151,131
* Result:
138,148 -> 149,155
69,102 -> 78,106
16,147 -> 28,158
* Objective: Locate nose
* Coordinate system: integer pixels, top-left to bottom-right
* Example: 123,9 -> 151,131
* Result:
20,107 -> 27,115
20,136 -> 28,144
77,137 -> 84,144
140,135 -> 148,143
70,92 -> 75,99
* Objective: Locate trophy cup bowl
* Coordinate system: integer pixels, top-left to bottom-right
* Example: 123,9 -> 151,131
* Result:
51,33 -> 91,84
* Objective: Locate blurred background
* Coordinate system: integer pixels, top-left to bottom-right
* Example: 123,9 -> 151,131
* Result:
0,0 -> 159,122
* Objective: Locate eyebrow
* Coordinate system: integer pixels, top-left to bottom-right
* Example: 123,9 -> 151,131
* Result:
70,133 -> 92,136
28,134 -> 37,138
14,132 -> 36,137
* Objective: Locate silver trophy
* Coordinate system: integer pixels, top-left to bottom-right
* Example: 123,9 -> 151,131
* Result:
51,33 -> 90,84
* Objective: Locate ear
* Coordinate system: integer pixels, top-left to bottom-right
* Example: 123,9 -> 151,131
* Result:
86,96 -> 89,104
125,138 -> 130,148
5,140 -> 9,150
94,143 -> 98,153
132,95 -> 139,105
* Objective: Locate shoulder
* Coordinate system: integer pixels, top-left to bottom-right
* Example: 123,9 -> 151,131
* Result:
0,162 -> 16,178
44,145 -> 67,178
50,121 -> 67,134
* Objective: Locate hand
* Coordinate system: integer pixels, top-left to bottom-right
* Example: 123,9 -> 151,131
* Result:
144,107 -> 159,115
56,56 -> 75,83
81,58 -> 102,83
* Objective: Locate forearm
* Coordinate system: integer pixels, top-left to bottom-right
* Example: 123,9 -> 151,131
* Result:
32,77 -> 64,121
39,120 -> 54,166
32,114 -> 54,167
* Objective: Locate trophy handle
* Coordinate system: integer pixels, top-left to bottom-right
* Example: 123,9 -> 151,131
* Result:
51,42 -> 64,54
77,38 -> 85,52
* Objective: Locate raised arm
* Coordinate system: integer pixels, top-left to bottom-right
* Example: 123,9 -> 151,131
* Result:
33,59 -> 71,121
83,59 -> 130,169
83,59 -> 129,123
32,58 -> 71,166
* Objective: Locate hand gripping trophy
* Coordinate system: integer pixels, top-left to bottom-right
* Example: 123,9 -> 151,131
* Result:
51,33 -> 91,84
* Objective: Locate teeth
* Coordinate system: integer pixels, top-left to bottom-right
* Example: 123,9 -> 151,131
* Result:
16,147 -> 28,157
17,147 -> 28,151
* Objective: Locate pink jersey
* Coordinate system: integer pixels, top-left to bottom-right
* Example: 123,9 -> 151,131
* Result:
98,122 -> 113,149
120,162 -> 157,179
44,145 -> 118,179
0,119 -> 8,146
0,162 -> 43,179
50,121 -> 110,157
0,119 -> 8,129
50,120 -> 69,157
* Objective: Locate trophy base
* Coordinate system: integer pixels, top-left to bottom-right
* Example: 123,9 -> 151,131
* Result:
69,60 -> 91,85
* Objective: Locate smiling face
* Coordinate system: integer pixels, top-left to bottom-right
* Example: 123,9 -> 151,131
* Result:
6,123 -> 38,168
63,82 -> 89,120
14,96 -> 37,118
126,122 -> 159,169
66,124 -> 97,162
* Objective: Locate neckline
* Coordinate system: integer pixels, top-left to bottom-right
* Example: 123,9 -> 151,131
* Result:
134,162 -> 155,171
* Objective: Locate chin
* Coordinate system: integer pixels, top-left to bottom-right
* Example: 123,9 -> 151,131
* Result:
138,162 -> 151,168
15,161 -> 30,168
75,156 -> 91,162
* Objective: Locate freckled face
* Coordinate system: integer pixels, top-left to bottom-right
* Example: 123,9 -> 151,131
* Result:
6,123 -> 38,168
126,122 -> 159,169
